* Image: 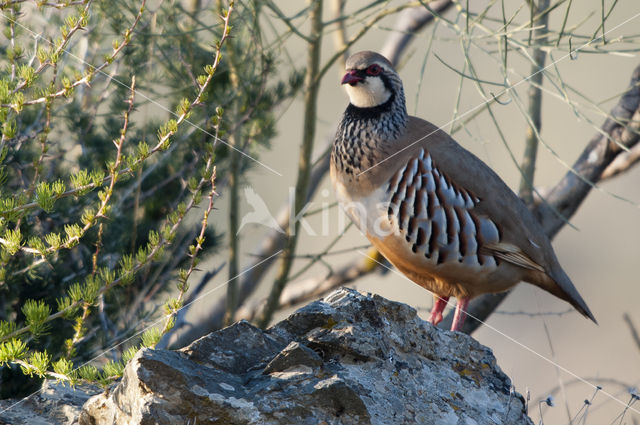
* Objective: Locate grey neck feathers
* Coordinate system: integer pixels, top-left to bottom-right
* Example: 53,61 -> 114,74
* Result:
333,77 -> 408,177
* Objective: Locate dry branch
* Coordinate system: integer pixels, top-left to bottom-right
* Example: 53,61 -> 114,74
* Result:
623,313 -> 640,354
538,64 -> 640,237
599,109 -> 640,180
381,0 -> 453,67
233,249 -> 384,322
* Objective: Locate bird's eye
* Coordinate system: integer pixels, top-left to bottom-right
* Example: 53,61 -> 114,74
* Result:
366,64 -> 382,76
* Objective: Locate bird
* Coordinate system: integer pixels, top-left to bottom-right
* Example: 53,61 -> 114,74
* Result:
330,50 -> 596,332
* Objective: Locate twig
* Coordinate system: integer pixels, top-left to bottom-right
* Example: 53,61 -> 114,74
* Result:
0,0 -> 85,7
315,1 -> 422,85
623,313 -> 640,354
538,63 -> 640,238
330,0 -> 348,69
224,31 -> 242,326
263,0 -> 312,43
519,0 -> 549,204
380,0 -> 454,66
160,166 -> 218,336
600,109 -> 640,180
235,247 -> 384,321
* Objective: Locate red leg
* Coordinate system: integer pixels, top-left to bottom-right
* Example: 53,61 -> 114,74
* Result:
428,295 -> 449,326
451,298 -> 470,332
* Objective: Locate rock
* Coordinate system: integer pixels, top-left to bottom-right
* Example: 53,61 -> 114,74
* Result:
0,288 -> 533,424
78,288 -> 533,425
0,381 -> 101,425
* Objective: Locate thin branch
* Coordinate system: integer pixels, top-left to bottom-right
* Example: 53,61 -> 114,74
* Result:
315,1 -> 421,85
538,63 -> 640,237
623,313 -> 640,354
224,27 -> 242,326
330,0 -> 348,69
263,0 -> 312,43
380,0 -> 454,66
600,109 -> 640,180
519,0 -> 549,204
235,248 -> 385,321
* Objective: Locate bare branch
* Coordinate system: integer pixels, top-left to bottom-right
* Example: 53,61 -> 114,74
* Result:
224,43 -> 243,326
623,313 -> 640,354
257,0 -> 325,328
519,0 -> 550,204
599,109 -> 640,180
330,0 -> 349,69
537,63 -> 640,238
380,0 -> 454,67
234,249 -> 384,322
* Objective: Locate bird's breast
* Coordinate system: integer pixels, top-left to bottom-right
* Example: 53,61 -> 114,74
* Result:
333,174 -> 393,237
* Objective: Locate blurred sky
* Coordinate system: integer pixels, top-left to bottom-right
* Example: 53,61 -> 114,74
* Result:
185,1 -> 640,423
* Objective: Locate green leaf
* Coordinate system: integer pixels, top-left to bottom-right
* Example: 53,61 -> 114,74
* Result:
21,350 -> 51,378
22,299 -> 51,337
44,232 -> 62,250
2,228 -> 22,255
0,320 -> 18,338
0,339 -> 27,365
52,358 -> 74,379
77,364 -> 99,382
141,327 -> 161,348
122,346 -> 139,364
35,181 -> 55,212
101,360 -> 124,381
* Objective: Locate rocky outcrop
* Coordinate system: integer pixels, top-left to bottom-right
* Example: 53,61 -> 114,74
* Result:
0,288 -> 533,424
80,288 -> 532,424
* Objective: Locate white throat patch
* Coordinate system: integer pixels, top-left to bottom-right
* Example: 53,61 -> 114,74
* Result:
345,76 -> 391,108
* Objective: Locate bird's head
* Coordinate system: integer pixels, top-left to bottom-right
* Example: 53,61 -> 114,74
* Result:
341,51 -> 400,109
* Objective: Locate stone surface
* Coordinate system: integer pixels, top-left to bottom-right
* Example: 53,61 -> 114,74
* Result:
0,381 -> 101,425
80,288 -> 533,425
0,288 -> 534,424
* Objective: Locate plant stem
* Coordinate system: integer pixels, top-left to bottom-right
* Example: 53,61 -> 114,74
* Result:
224,49 -> 241,326
519,0 -> 549,204
257,0 -> 323,329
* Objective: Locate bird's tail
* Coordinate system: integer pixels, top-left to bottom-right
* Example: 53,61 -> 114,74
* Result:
527,267 -> 597,324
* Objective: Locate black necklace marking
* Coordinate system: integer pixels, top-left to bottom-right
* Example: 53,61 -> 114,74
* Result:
333,72 -> 408,177
344,92 -> 395,121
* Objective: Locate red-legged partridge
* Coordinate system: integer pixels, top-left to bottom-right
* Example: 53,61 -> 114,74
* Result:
330,51 -> 596,331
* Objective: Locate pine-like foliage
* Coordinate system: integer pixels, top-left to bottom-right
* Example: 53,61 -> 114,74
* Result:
0,0 -> 302,397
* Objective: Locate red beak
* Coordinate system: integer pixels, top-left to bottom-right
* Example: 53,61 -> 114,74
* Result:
341,70 -> 363,86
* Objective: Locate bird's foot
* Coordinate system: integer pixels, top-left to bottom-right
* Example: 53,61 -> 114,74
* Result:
428,296 -> 449,326
451,298 -> 470,332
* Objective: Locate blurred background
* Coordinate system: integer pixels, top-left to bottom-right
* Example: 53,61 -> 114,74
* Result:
190,1 -> 640,423
0,0 -> 638,423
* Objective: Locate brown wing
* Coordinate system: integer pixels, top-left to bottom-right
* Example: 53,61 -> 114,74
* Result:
386,147 -> 543,274
384,117 -> 553,267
